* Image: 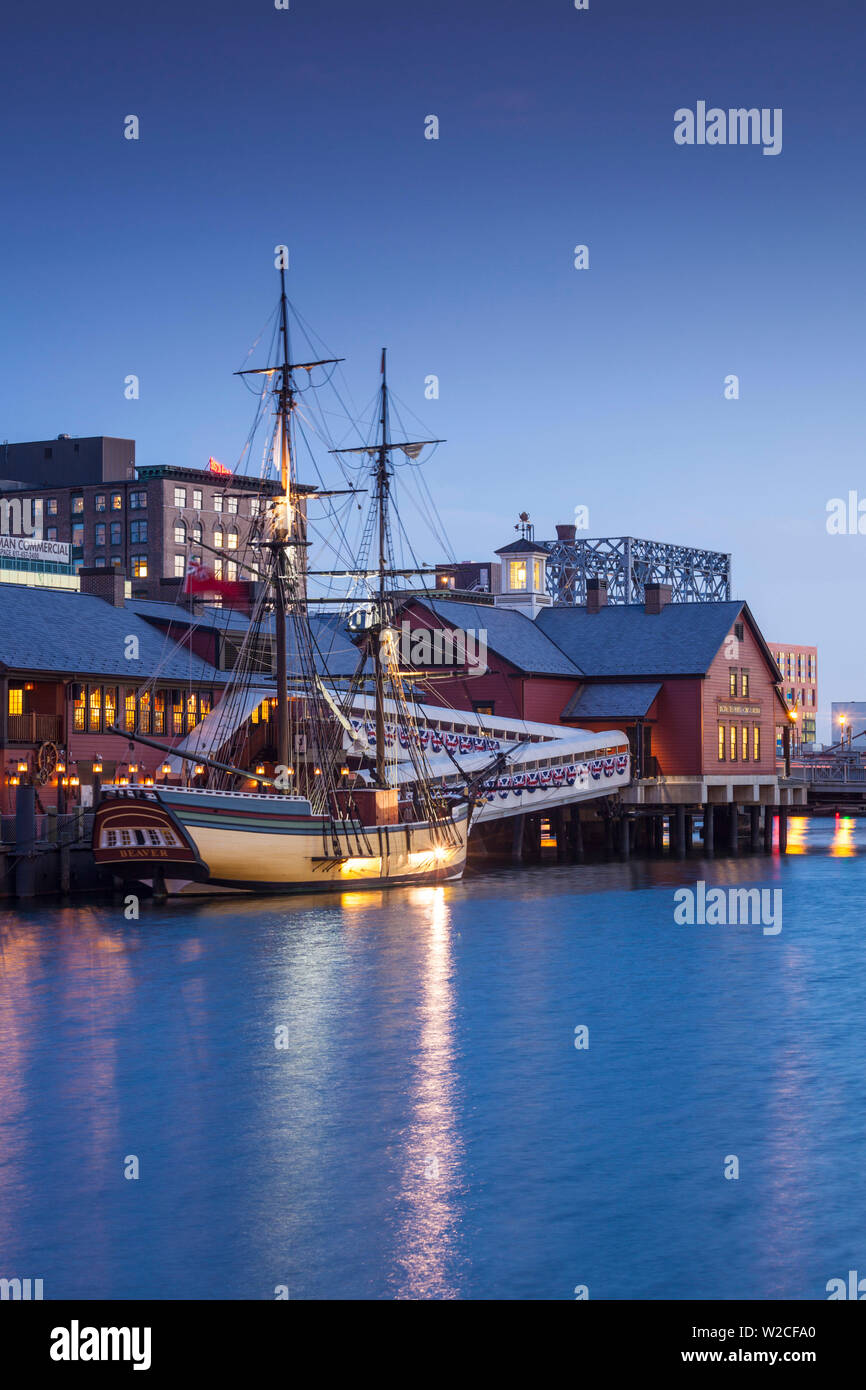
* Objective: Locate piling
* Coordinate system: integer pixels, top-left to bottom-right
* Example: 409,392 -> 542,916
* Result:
14,782 -> 37,898
727,805 -> 739,855
749,805 -> 760,852
778,807 -> 788,854
763,805 -> 773,853
703,803 -> 714,858
674,804 -> 686,858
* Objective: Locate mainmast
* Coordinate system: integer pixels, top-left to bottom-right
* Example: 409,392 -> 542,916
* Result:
273,266 -> 293,775
374,350 -> 390,786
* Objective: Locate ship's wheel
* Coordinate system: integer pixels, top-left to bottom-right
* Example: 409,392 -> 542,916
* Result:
36,741 -> 59,786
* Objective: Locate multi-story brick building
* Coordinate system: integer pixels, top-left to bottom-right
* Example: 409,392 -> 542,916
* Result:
0,439 -> 280,600
768,641 -> 818,751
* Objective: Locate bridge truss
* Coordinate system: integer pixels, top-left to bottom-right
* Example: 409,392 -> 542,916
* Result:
541,535 -> 732,605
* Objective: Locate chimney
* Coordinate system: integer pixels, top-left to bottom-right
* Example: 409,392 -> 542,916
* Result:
586,577 -> 608,614
645,582 -> 672,615
79,566 -> 126,608
556,523 -> 576,542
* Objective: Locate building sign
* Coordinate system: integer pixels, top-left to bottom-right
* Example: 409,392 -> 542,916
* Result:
0,535 -> 71,565
718,701 -> 761,717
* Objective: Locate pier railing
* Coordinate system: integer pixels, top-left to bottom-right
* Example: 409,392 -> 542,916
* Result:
1,810 -> 94,847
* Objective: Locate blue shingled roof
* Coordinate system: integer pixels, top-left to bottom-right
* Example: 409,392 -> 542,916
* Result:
125,598 -> 368,678
416,598 -> 582,676
562,681 -> 662,719
0,585 -> 224,683
537,601 -> 745,677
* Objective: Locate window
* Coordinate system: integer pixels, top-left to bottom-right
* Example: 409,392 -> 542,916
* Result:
192,522 -> 202,543
193,489 -> 202,510
214,526 -> 224,548
508,560 -> 527,590
226,495 -> 238,514
214,494 -> 223,512
174,487 -> 187,508
110,555 -> 122,568
94,523 -> 106,546
186,693 -> 197,730
44,446 -> 53,459
94,557 -> 106,567
132,555 -> 148,578
174,554 -> 186,578
740,670 -> 749,697
718,724 -> 726,761
154,691 -> 165,735
139,690 -> 151,734
104,687 -> 116,730
73,687 -> 85,731
8,688 -> 23,716
71,494 -> 84,513
46,526 -> 58,541
250,497 -> 260,516
125,691 -> 136,732
95,494 -> 106,512
72,559 -> 84,575
729,725 -> 737,761
130,490 -> 147,509
226,559 -> 238,581
734,622 -> 744,642
200,692 -> 212,718
473,702 -> 494,716
172,696 -> 184,734
729,669 -> 737,696
46,497 -> 58,516
130,520 -> 147,544
111,493 -> 123,510
753,725 -> 760,762
71,522 -> 84,547
741,725 -> 749,761
174,521 -> 186,545
89,687 -> 102,732
110,522 -> 121,546
226,527 -> 238,550
214,557 -> 224,579
533,559 -> 542,589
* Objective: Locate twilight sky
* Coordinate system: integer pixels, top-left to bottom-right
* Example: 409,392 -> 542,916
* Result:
2,0 -> 864,737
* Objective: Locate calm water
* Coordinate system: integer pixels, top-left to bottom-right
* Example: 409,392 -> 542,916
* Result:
1,815 -> 864,1301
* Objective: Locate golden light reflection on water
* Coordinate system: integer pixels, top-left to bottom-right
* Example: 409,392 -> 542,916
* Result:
785,817 -> 809,855
390,886 -> 464,1299
830,816 -> 856,858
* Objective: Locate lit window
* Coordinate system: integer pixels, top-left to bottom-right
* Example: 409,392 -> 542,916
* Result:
132,555 -> 148,578
8,688 -> 23,716
73,687 -> 85,731
227,495 -> 238,514
740,670 -> 749,697
89,687 -> 102,732
174,521 -> 186,545
105,688 -> 116,729
214,494 -> 223,512
729,669 -> 737,696
125,692 -> 136,732
753,725 -> 760,761
227,528 -> 238,550
174,487 -> 187,508
509,560 -> 527,590
111,493 -> 123,511
139,690 -> 151,733
174,554 -> 186,578
71,494 -> 84,514
214,527 -> 224,548
110,555 -> 123,567
718,724 -> 725,761
533,559 -> 542,589
154,691 -> 165,734
214,557 -> 224,579
729,725 -> 737,761
226,560 -> 238,581
741,725 -> 749,761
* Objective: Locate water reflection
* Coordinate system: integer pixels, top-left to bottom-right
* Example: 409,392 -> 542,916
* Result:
389,887 -> 465,1299
785,816 -> 809,855
830,815 -> 856,858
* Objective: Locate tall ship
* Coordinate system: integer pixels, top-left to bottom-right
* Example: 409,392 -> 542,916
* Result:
92,271 -> 484,895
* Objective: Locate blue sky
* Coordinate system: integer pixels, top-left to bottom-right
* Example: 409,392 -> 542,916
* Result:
2,0 -> 864,736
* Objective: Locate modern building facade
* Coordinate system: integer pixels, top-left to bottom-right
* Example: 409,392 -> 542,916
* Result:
769,642 -> 818,751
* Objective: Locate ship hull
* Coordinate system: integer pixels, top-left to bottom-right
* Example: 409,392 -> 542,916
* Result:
93,786 -> 468,896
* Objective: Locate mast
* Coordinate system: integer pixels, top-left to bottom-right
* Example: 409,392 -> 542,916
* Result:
274,266 -> 292,776
374,350 -> 389,787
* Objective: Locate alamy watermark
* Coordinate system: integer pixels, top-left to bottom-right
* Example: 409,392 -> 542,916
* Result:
673,881 -> 782,935
379,621 -> 488,676
0,496 -> 43,539
674,103 -> 782,156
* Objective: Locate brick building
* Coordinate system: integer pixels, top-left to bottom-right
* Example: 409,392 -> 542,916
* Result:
768,641 -> 818,751
0,448 -> 280,600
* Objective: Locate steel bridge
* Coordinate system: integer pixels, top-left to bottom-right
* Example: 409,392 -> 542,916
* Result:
540,535 -> 732,606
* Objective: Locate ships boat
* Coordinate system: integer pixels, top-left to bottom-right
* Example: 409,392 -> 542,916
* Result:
92,270 -> 486,896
